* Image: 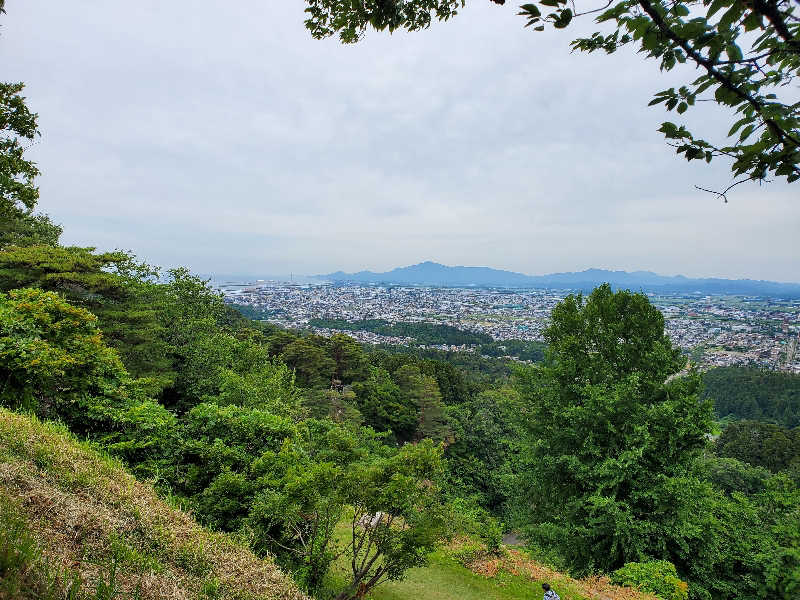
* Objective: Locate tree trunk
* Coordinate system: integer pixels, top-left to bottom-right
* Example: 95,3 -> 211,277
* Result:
334,582 -> 367,600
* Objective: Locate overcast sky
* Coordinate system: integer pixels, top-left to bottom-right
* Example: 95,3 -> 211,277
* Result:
2,1 -> 798,281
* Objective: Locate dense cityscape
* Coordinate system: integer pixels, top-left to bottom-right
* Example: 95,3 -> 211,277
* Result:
218,281 -> 800,373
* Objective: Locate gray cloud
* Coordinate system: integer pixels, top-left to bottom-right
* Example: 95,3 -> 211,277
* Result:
2,1 -> 797,281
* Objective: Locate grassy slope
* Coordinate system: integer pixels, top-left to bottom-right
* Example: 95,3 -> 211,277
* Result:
0,409 -> 308,600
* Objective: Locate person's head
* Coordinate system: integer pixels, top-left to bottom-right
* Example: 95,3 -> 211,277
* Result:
542,583 -> 551,592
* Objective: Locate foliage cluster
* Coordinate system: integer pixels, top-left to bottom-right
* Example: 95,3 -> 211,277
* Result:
702,365 -> 800,427
611,561 -> 688,600
478,339 -> 547,363
373,343 -> 514,382
0,82 -> 61,248
511,284 -> 799,599
714,419 -> 800,474
308,317 -> 493,346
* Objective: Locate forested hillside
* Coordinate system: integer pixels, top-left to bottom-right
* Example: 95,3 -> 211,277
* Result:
308,318 -> 493,346
1,77 -> 799,600
702,366 -> 800,427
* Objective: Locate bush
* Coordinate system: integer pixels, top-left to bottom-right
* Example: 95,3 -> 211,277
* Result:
611,560 -> 688,600
451,539 -> 487,567
446,497 -> 503,554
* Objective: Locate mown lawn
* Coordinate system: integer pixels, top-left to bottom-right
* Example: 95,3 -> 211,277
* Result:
362,548 -> 548,600
324,516 -> 586,600
322,513 -> 652,600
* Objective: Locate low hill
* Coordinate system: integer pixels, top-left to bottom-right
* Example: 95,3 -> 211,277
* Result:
0,409 -> 307,600
322,261 -> 800,296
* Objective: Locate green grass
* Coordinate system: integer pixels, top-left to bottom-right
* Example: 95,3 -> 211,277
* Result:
321,515 -> 658,600
360,549 -> 548,600
321,517 -> 589,600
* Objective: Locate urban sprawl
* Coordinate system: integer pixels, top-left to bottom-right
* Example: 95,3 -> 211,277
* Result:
218,282 -> 800,373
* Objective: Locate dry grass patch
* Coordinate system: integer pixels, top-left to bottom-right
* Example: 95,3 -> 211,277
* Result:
0,409 -> 308,600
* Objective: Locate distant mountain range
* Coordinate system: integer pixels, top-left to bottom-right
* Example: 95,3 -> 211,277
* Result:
321,262 -> 800,297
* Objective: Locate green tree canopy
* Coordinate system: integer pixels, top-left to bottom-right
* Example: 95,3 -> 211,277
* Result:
328,333 -> 369,383
700,455 -> 771,495
543,282 -> 686,394
444,387 -> 523,510
714,420 -> 800,473
0,244 -> 172,386
0,287 -> 176,476
702,366 -> 800,427
514,285 -> 713,586
336,439 -> 449,600
394,364 -> 452,442
353,366 -> 418,440
0,82 -> 61,247
303,0 -> 800,190
0,288 -> 125,412
281,336 -> 338,388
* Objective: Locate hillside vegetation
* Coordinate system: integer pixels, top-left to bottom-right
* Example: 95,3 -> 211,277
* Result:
702,366 -> 800,428
0,409 -> 662,600
0,409 -> 307,600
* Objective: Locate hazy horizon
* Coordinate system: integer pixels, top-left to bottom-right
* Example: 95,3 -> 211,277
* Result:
205,260 -> 800,285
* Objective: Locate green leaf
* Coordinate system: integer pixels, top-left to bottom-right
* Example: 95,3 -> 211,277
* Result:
706,0 -> 731,19
677,102 -> 688,114
742,12 -> 762,31
598,2 -> 629,22
728,116 -> 749,136
739,124 -> 754,141
714,85 -> 740,106
519,4 -> 541,17
718,3 -> 744,30
540,0 -> 562,6
695,79 -> 715,95
553,9 -> 573,28
725,43 -> 743,62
